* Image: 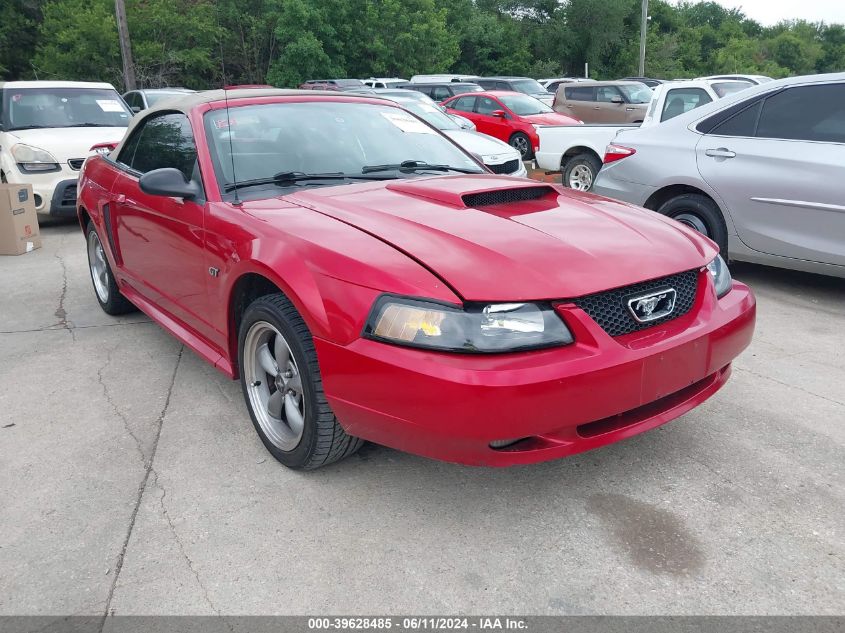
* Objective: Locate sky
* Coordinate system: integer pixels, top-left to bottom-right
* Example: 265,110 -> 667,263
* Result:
673,0 -> 845,26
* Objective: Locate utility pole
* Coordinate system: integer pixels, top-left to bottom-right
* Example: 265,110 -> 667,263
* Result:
115,0 -> 137,90
638,0 -> 649,77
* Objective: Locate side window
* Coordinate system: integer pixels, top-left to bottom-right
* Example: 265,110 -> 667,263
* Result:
709,101 -> 762,137
415,86 -> 433,97
565,86 -> 594,101
127,112 -> 198,181
124,92 -> 140,111
451,96 -> 477,112
117,127 -> 143,167
756,84 -> 845,143
431,86 -> 451,101
476,97 -> 501,115
597,86 -> 622,102
661,88 -> 712,122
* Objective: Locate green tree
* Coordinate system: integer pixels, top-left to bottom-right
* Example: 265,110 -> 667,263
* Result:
32,0 -> 121,84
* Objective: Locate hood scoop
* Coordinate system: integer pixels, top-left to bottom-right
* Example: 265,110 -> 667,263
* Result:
462,186 -> 556,208
385,175 -> 556,208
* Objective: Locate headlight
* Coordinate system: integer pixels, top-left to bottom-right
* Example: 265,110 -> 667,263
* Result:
706,254 -> 732,298
12,143 -> 60,172
364,296 -> 573,353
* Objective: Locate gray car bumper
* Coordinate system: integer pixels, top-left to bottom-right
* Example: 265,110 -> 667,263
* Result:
592,168 -> 656,207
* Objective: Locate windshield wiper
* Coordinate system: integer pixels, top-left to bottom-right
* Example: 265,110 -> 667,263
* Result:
224,171 -> 396,193
65,123 -> 124,127
8,125 -> 52,130
362,160 -> 482,175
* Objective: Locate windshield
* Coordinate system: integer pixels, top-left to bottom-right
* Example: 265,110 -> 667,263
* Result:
498,94 -> 553,116
452,85 -> 483,95
510,79 -> 549,96
395,101 -> 461,131
618,84 -> 653,104
712,82 -> 750,98
1,87 -> 131,130
204,101 -> 483,200
145,92 -> 189,106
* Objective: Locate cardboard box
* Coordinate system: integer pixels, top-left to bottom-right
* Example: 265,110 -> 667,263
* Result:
0,184 -> 42,256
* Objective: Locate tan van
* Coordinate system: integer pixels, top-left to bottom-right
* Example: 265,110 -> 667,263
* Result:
553,81 -> 653,123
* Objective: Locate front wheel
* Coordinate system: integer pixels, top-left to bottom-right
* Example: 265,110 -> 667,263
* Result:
509,132 -> 533,159
238,294 -> 363,470
86,222 -> 134,315
656,194 -> 728,255
562,153 -> 602,191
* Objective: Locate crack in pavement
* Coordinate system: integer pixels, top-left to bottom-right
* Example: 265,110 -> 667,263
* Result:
153,469 -> 222,616
97,345 -> 147,464
0,320 -> 153,335
52,252 -> 76,342
735,366 -> 845,408
98,346 -> 183,631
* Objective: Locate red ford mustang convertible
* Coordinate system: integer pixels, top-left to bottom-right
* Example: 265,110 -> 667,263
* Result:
77,89 -> 755,470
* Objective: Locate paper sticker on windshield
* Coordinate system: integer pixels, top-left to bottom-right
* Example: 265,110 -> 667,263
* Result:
97,99 -> 125,113
380,111 -> 434,134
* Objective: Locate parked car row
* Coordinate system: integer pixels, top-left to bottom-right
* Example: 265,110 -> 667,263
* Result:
535,78 -> 755,190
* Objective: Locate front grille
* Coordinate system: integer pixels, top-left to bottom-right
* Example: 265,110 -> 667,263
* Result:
68,158 -> 85,170
572,270 -> 699,337
487,159 -> 520,175
60,185 -> 78,206
462,186 -> 553,208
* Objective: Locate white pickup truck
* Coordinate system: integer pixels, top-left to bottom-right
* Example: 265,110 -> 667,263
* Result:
536,79 -> 751,191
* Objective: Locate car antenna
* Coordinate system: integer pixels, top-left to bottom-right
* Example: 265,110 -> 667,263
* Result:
223,86 -> 242,207
216,6 -> 242,206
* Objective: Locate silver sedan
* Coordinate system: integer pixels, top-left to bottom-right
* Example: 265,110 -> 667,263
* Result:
593,72 -> 845,278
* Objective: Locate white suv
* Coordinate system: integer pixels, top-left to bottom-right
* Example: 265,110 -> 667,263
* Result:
0,81 -> 131,218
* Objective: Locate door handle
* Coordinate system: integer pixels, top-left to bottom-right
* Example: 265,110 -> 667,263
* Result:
705,148 -> 736,159
114,193 -> 126,203
593,106 -> 601,110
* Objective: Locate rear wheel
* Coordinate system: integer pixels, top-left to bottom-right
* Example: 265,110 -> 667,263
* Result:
86,222 -> 134,315
238,294 -> 363,470
562,153 -> 602,191
657,193 -> 728,255
509,132 -> 533,159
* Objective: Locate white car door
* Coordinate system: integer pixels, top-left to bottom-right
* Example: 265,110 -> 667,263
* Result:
695,82 -> 845,266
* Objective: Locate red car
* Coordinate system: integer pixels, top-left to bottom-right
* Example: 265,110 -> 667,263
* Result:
77,89 -> 755,470
442,90 -> 581,159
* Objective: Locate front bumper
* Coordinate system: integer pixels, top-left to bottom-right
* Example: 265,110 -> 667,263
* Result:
317,272 -> 756,466
3,166 -> 79,217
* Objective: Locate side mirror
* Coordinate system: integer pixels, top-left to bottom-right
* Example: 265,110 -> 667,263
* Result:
492,109 -> 506,117
131,105 -> 142,113
139,168 -> 200,200
611,95 -> 624,104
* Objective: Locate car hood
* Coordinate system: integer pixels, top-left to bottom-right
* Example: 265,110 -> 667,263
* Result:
522,112 -> 581,125
442,130 -> 520,161
270,176 -> 716,301
4,127 -> 127,161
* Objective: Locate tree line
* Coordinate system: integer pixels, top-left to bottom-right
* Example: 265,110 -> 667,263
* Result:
2,0 -> 843,90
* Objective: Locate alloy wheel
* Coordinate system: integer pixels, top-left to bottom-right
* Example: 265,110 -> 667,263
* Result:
243,321 -> 306,451
510,136 -> 529,157
87,231 -> 110,303
567,164 -> 594,191
672,212 -> 710,237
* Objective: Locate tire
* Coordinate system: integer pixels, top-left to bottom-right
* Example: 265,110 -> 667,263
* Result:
656,194 -> 728,255
509,132 -> 533,159
86,221 -> 135,315
562,153 -> 602,191
238,293 -> 363,470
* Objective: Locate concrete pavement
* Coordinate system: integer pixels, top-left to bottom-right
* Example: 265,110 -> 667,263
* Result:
0,223 -> 842,616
